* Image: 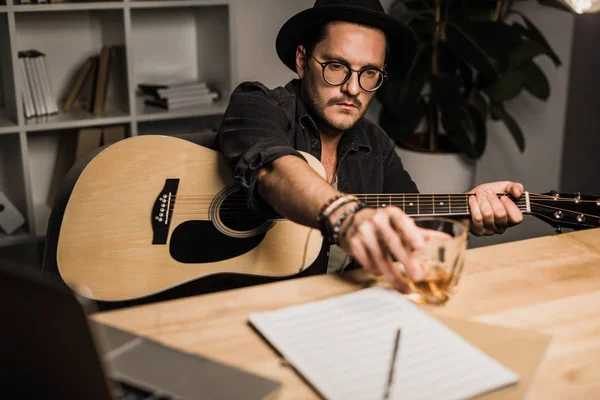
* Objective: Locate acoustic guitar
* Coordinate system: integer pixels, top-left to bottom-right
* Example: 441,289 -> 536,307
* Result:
57,135 -> 600,301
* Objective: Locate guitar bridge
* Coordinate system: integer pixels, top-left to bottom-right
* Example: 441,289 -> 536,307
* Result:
152,179 -> 179,244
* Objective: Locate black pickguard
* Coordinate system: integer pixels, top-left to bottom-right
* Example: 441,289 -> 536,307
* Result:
169,221 -> 266,263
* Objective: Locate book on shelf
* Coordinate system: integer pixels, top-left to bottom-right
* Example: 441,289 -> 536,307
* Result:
63,57 -> 94,112
19,49 -> 59,119
61,44 -> 125,115
137,81 -> 209,97
138,80 -> 219,110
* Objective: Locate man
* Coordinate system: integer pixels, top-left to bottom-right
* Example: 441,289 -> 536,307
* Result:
216,0 -> 524,291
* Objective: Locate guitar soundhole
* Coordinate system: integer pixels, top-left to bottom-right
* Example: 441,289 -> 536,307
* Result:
218,193 -> 268,231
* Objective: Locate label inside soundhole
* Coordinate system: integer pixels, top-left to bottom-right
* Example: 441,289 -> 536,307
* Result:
218,192 -> 268,231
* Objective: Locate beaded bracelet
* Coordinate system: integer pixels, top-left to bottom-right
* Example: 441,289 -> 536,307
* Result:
328,201 -> 368,245
317,194 -> 360,224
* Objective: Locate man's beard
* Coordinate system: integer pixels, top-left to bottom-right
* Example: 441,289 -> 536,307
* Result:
301,75 -> 366,133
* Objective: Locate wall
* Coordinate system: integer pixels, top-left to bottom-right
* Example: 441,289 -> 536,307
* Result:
560,13 -> 600,196
230,0 -> 313,88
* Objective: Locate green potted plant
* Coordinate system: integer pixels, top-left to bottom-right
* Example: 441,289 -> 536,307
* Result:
377,0 -> 572,191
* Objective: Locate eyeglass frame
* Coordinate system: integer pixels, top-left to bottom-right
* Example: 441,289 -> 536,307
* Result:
305,50 -> 388,92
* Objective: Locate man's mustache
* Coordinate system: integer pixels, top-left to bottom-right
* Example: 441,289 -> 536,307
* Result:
328,97 -> 362,108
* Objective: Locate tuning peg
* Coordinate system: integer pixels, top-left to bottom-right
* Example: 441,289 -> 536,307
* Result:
550,190 -> 559,200
555,226 -> 562,234
575,192 -> 582,204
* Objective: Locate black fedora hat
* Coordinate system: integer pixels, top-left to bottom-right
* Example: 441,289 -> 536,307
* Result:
276,0 -> 418,78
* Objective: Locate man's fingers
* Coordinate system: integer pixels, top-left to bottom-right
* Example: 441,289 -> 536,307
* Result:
388,209 -> 424,252
469,194 -> 484,235
501,195 -> 524,226
477,189 -> 497,231
486,188 -> 508,230
357,222 -> 397,279
507,182 -> 525,198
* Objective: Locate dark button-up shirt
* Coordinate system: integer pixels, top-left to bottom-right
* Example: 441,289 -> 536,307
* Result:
215,79 -> 419,275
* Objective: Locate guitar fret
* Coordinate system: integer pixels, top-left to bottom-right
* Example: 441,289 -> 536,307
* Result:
420,194 -> 434,216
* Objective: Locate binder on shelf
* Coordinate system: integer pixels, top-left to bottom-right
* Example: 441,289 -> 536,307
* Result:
63,57 -> 95,112
23,52 -> 45,116
19,49 -> 59,118
18,53 -> 36,119
33,50 -> 59,115
79,56 -> 99,113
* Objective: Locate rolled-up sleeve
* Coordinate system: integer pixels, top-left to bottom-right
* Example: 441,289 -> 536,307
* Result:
218,82 -> 305,212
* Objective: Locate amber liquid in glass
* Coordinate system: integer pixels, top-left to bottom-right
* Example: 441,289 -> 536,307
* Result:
409,265 -> 452,305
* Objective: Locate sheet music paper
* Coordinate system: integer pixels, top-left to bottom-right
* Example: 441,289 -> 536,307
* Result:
249,287 -> 518,400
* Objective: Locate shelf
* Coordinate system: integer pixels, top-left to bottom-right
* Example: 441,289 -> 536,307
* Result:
0,109 -> 18,134
15,9 -> 128,121
135,96 -> 227,122
130,0 -> 229,9
13,2 -> 124,12
0,232 -> 35,248
24,107 -> 130,131
130,5 -> 231,109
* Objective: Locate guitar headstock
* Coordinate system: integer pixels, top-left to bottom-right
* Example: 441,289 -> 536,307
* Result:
529,191 -> 600,230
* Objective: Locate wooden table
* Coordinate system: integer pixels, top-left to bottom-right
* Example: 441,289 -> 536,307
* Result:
94,228 -> 600,399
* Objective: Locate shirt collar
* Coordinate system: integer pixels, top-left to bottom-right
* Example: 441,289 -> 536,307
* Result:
287,79 -> 372,153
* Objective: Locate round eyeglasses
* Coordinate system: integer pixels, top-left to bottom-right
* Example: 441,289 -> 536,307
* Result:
307,51 -> 387,92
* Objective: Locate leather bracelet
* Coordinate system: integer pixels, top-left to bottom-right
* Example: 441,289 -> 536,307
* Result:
328,202 -> 367,246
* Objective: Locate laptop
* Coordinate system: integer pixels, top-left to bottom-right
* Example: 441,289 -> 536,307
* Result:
0,263 -> 281,400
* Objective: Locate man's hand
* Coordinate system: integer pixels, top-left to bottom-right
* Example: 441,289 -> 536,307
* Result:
467,181 -> 525,236
337,206 -> 450,293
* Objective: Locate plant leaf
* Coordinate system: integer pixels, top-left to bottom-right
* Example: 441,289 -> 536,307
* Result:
490,103 -> 526,152
378,98 -> 427,145
377,44 -> 431,119
449,21 -> 523,66
445,22 -> 500,81
510,13 -> 562,66
521,62 -> 550,100
536,0 -> 574,12
509,40 -> 547,68
459,61 -> 474,96
485,68 -> 525,102
472,92 -> 489,120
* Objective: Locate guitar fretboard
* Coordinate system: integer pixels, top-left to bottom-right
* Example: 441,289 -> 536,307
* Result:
355,193 -> 530,217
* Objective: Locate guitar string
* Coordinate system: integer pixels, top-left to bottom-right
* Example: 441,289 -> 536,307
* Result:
169,193 -> 556,199
528,202 -> 600,220
168,192 -> 590,200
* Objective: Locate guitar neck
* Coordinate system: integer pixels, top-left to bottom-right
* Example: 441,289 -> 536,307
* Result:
354,192 -> 531,217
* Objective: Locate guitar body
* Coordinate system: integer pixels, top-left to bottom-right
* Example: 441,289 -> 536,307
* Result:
57,135 -> 324,301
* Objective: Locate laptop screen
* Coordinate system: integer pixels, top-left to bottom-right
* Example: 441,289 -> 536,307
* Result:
0,264 -> 114,400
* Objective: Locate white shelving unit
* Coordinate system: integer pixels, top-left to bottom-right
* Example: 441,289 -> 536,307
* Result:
0,0 -> 235,247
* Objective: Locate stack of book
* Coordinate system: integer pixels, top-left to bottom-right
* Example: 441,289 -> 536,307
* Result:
138,81 -> 219,111
19,50 -> 59,119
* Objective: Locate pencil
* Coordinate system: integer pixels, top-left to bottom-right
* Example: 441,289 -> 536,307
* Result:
383,328 -> 402,399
